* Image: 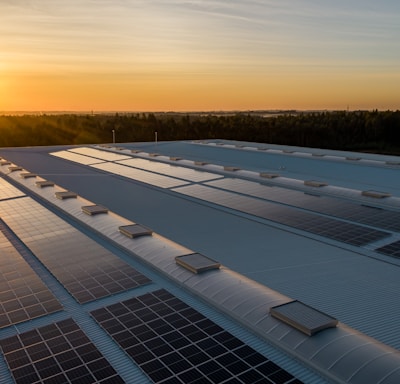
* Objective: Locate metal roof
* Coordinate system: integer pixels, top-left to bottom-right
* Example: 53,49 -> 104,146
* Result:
1,139 -> 400,383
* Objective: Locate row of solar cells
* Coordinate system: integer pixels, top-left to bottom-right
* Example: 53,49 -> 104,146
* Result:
0,176 -> 304,383
50,147 -> 400,256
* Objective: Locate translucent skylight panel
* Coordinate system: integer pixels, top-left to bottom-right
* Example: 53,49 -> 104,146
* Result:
0,197 -> 151,304
91,289 -> 303,384
173,185 -> 390,247
0,319 -> 123,384
91,162 -> 188,189
0,178 -> 25,200
0,231 -> 62,328
50,150 -> 105,165
69,147 -> 131,161
118,158 -> 222,182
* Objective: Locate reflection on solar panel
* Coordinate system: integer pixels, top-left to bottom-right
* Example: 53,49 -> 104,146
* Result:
0,197 -> 151,304
91,289 -> 302,384
207,178 -> 400,233
0,229 -> 62,328
91,162 -> 188,189
0,178 -> 25,200
0,318 -> 124,384
376,240 -> 400,258
118,158 -> 222,183
173,185 -> 390,247
69,147 -> 131,162
50,150 -> 105,165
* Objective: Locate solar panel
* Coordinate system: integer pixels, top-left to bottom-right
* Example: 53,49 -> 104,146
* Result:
206,178 -> 400,233
117,158 -> 223,183
50,150 -> 106,165
0,228 -> 62,328
0,197 -> 151,304
91,289 -> 303,384
376,240 -> 400,258
0,178 -> 25,200
270,301 -> 338,336
91,162 -> 188,189
173,185 -> 390,247
68,147 -> 131,161
0,318 -> 124,384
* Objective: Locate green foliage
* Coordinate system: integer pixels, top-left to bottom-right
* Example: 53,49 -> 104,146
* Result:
0,111 -> 400,155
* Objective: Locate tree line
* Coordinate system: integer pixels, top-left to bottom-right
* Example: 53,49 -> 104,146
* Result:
0,110 -> 400,155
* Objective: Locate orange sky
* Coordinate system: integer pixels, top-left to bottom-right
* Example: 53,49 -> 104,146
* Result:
1,1 -> 400,111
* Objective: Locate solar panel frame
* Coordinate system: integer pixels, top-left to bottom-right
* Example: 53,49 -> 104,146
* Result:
0,229 -> 62,328
0,318 -> 124,384
0,197 -> 151,304
91,289 -> 303,384
173,184 -> 390,247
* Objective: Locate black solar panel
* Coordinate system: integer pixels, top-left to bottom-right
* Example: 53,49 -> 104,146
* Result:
91,289 -> 303,384
0,318 -> 124,384
376,240 -> 400,258
174,185 -> 390,247
0,228 -> 62,328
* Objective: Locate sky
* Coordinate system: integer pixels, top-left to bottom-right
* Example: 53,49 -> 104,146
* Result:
1,0 -> 400,111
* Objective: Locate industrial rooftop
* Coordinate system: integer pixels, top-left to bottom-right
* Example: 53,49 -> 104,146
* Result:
0,139 -> 400,384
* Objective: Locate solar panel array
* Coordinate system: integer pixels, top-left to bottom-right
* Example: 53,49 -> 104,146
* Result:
207,179 -> 400,233
173,185 -> 390,246
0,177 -> 25,200
92,289 -> 303,384
376,240 -> 400,258
0,318 -> 124,384
0,197 -> 151,304
0,228 -> 62,328
50,150 -> 105,166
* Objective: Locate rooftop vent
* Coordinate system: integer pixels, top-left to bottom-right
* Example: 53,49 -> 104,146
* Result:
82,205 -> 109,216
361,190 -> 391,199
346,156 -> 361,161
175,253 -> 221,274
224,166 -> 240,172
260,172 -> 279,179
149,153 -> 160,157
283,150 -> 294,154
8,166 -> 23,172
270,300 -> 338,336
257,147 -> 269,151
119,224 -> 153,238
20,172 -> 37,179
35,180 -> 55,188
55,191 -> 78,200
0,160 -> 11,166
304,180 -> 328,187
131,149 -> 141,153
170,156 -> 182,161
312,153 -> 325,157
194,161 -> 208,166
235,144 -> 245,148
386,161 -> 400,166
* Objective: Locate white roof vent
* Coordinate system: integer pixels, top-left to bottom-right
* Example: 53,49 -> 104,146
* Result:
82,205 -> 109,216
35,180 -> 55,188
270,300 -> 338,336
361,190 -> 391,199
119,224 -> 153,238
55,191 -> 78,200
20,172 -> 37,179
304,180 -> 328,187
224,166 -> 240,171
260,172 -> 279,179
175,253 -> 221,274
